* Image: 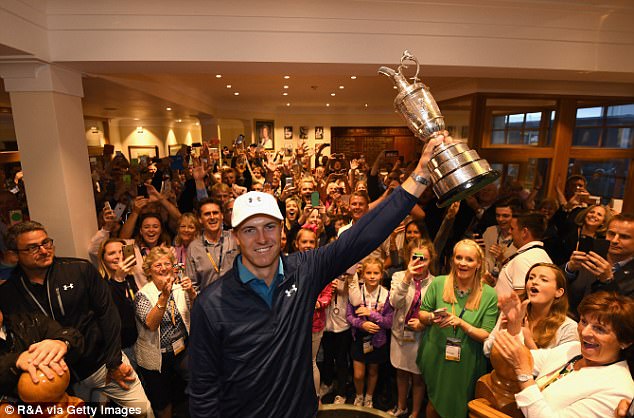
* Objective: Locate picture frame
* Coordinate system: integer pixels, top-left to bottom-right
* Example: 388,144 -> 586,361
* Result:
255,120 -> 275,149
128,145 -> 159,161
299,126 -> 309,140
284,126 -> 293,140
315,126 -> 324,140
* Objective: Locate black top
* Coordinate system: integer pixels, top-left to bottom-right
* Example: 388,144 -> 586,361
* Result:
107,275 -> 139,349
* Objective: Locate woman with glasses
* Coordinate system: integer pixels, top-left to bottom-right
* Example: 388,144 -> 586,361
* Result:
134,247 -> 196,418
417,239 -> 499,418
388,239 -> 435,418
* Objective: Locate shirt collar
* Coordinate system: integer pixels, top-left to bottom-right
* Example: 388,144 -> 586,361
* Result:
237,255 -> 284,285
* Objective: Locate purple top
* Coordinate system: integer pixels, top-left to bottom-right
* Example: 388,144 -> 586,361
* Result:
346,291 -> 394,348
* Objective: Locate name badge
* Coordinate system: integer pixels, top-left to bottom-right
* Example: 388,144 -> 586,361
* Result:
402,328 -> 416,343
445,337 -> 462,362
172,337 -> 186,355
363,335 -> 374,354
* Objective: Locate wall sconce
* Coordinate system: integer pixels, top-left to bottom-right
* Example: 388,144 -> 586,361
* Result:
90,126 -> 99,133
136,126 -> 144,133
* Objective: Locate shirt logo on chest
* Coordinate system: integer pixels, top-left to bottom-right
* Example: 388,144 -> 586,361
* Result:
62,283 -> 74,291
284,284 -> 298,298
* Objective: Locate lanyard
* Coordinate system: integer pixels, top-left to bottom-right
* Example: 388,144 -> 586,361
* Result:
451,303 -> 467,336
361,284 -> 381,310
203,233 -> 225,274
125,278 -> 135,302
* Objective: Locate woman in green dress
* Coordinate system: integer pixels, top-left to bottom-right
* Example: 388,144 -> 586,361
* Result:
417,239 -> 499,418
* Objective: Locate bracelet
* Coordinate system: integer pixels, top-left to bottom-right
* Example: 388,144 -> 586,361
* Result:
156,302 -> 166,310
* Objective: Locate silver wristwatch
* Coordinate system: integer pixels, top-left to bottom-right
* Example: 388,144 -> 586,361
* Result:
517,374 -> 532,382
410,172 -> 431,186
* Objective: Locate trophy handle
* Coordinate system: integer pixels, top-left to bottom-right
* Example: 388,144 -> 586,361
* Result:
398,50 -> 421,84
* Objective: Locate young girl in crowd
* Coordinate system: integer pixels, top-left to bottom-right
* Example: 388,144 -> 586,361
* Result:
418,239 -> 498,418
484,262 -> 578,356
388,239 -> 435,417
346,257 -> 394,409
295,227 -> 333,401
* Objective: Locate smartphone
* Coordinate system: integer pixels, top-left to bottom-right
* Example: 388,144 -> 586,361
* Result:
122,244 -> 136,265
113,202 -> 127,221
591,238 -> 610,259
412,251 -> 427,261
577,236 -> 594,253
310,191 -> 320,207
285,177 -> 294,188
137,185 -> 149,198
433,308 -> 448,317
8,209 -> 23,225
122,174 -> 131,185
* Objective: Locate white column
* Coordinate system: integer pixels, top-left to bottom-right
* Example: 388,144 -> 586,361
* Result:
0,61 -> 97,258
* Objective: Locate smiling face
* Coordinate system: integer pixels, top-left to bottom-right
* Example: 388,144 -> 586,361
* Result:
140,216 -> 162,247
496,206 -> 513,230
233,215 -> 282,280
405,222 -> 422,243
285,200 -> 299,221
103,241 -> 124,274
349,195 -> 369,222
578,314 -> 623,367
525,265 -> 564,307
584,206 -> 606,229
149,255 -> 175,285
178,218 -> 197,245
199,202 -> 223,237
452,242 -> 481,283
362,263 -> 382,291
295,229 -> 317,252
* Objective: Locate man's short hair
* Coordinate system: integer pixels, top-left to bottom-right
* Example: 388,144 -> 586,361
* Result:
512,212 -> 546,240
609,213 -> 634,225
6,221 -> 46,250
349,191 -> 370,205
196,198 -> 224,215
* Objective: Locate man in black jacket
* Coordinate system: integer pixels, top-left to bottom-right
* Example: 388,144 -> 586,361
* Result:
189,134 -> 447,417
0,309 -> 83,398
0,221 -> 153,417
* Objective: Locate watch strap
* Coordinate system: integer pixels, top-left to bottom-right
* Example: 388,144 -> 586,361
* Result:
410,172 -> 431,186
517,373 -> 532,382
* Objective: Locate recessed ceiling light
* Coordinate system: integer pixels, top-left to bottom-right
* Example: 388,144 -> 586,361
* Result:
282,92 -> 288,96
177,119 -> 182,123
166,107 -> 172,111
339,85 -> 344,89
393,86 -> 397,89
195,122 -> 200,126
283,85 -> 289,89
364,103 -> 368,107
226,84 -> 232,88
234,92 -> 240,96
330,93 -> 336,96
326,103 -> 330,107
216,74 -> 222,78
283,75 -> 290,79
286,103 -> 291,107
134,118 -> 140,121
350,76 -> 357,80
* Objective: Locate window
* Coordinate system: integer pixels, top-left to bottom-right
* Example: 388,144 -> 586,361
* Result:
568,158 -> 630,202
490,110 -> 555,146
573,104 -> 634,148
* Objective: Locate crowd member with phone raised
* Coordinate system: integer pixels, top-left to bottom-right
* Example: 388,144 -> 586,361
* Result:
135,246 -> 196,418
417,239 -> 498,418
388,239 -> 435,418
558,204 -> 612,266
97,238 -> 140,368
565,213 -> 634,316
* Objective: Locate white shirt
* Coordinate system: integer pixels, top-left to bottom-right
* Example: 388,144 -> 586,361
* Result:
496,241 -> 551,296
482,225 -> 517,275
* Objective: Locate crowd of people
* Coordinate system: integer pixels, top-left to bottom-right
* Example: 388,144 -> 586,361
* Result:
0,136 -> 633,418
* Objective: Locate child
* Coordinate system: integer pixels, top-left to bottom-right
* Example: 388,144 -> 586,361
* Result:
346,257 -> 393,408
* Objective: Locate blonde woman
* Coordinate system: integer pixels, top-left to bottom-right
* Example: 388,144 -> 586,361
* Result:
417,239 -> 498,418
135,247 -> 196,418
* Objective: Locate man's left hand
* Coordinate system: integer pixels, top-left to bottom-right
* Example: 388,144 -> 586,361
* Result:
107,363 -> 135,390
28,339 -> 68,367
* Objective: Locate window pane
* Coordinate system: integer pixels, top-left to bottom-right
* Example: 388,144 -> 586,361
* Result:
605,127 -> 633,149
568,158 -> 630,201
508,130 -> 522,144
525,112 -> 541,129
524,130 -> 540,145
508,114 -> 524,128
606,104 -> 634,126
576,107 -> 603,126
491,130 -> 506,144
492,115 -> 506,130
573,127 -> 601,146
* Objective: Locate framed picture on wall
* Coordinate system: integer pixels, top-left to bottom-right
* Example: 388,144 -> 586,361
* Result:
128,145 -> 159,161
255,120 -> 274,149
284,126 -> 293,140
299,126 -> 309,140
315,126 -> 324,140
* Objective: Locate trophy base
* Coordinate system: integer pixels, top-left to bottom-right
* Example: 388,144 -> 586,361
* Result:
435,170 -> 500,208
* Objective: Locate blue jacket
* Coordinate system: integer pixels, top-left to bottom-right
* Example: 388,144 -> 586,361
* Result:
189,186 -> 417,418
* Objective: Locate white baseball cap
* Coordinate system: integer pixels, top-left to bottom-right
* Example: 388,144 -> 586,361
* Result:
232,191 -> 284,228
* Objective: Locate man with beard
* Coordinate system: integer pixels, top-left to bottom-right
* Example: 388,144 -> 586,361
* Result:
186,198 -> 240,291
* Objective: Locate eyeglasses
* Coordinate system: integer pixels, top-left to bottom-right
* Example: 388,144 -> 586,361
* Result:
151,262 -> 174,271
16,238 -> 54,255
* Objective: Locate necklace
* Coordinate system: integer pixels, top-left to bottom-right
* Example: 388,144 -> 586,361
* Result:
454,285 -> 471,298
